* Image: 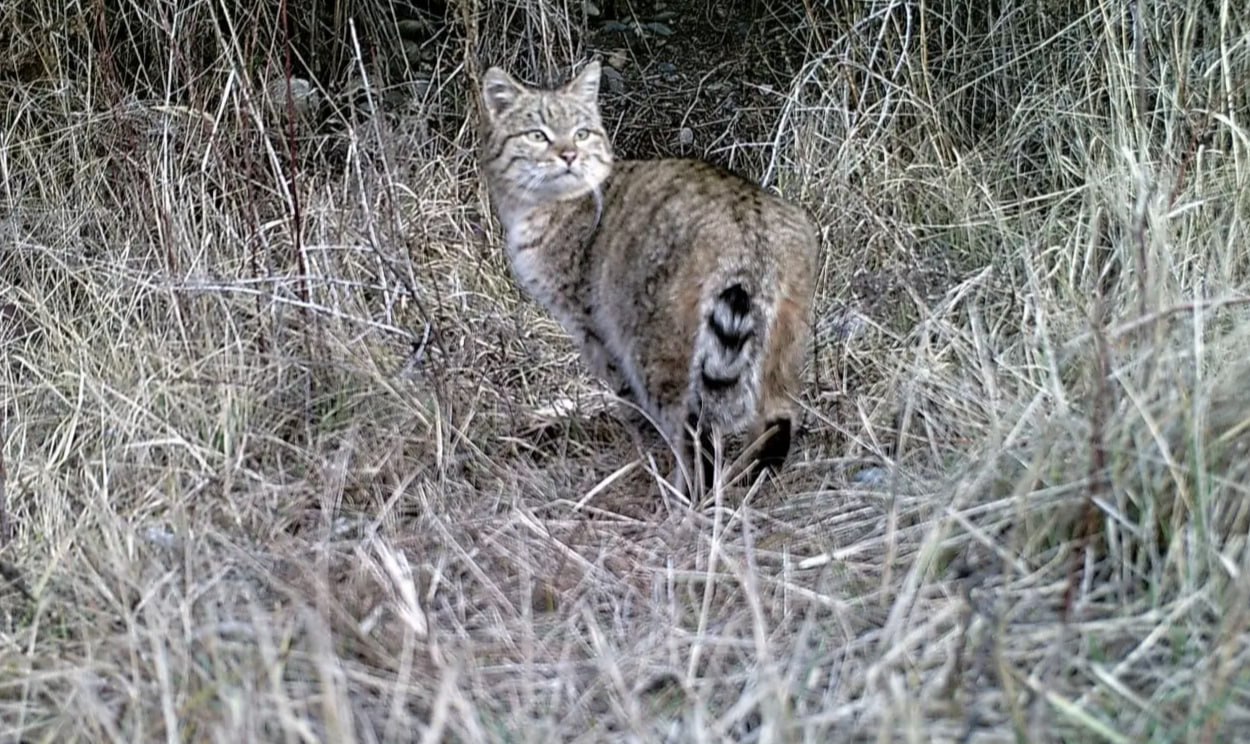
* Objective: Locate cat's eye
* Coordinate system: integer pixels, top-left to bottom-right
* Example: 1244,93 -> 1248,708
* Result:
573,128 -> 592,141
526,130 -> 550,143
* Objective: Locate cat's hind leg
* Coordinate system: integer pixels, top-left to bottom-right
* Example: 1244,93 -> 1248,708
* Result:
747,296 -> 808,480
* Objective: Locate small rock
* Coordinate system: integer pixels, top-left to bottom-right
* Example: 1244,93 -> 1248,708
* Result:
851,467 -> 889,488
263,75 -> 321,121
402,39 -> 424,66
332,515 -> 367,538
678,127 -> 693,147
608,48 -> 629,70
396,19 -> 428,36
602,66 -> 626,94
143,526 -> 179,550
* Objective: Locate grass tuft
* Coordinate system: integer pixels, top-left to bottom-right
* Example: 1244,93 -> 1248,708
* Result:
3,0 -> 1249,741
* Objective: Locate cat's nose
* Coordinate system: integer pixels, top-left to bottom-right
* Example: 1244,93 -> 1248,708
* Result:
557,149 -> 578,165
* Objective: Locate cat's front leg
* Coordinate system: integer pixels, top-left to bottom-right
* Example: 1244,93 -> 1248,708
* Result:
575,328 -> 629,395
575,330 -> 656,437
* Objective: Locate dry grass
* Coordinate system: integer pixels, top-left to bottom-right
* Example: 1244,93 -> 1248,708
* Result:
3,0 -> 1250,741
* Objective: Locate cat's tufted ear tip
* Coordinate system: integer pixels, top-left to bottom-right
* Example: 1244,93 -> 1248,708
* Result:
484,66 -> 516,83
481,67 -> 525,119
565,61 -> 602,103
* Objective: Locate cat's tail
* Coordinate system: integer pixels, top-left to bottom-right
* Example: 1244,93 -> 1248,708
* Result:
693,282 -> 762,429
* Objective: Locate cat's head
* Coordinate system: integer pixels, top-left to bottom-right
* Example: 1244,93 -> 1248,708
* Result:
479,62 -> 612,205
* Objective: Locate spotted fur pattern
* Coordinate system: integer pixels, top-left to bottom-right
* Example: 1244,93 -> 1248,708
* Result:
479,62 -> 818,491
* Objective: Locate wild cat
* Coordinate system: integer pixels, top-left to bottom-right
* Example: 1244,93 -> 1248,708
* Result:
478,61 -> 818,493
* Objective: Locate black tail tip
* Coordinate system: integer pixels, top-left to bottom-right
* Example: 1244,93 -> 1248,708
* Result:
719,284 -> 752,317
753,418 -> 792,479
708,284 -> 754,353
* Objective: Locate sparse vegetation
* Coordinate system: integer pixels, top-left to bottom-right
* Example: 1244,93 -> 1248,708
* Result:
2,0 -> 1248,741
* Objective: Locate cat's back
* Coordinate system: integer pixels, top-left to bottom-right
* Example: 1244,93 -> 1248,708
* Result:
601,159 -> 817,249
592,158 -> 818,289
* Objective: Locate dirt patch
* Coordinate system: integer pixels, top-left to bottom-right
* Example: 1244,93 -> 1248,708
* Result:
585,0 -> 819,175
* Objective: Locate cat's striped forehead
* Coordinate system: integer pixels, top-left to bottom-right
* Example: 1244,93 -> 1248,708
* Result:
500,88 -> 599,130
481,63 -> 604,136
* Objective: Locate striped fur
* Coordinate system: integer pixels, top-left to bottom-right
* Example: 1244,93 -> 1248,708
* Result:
479,62 -> 819,492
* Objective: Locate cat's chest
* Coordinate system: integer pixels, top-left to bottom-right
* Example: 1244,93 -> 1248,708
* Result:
507,245 -> 552,295
503,218 -> 544,254
501,211 -> 587,293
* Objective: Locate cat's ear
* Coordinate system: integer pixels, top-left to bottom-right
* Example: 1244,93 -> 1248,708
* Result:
481,67 -> 525,120
564,61 -> 601,104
